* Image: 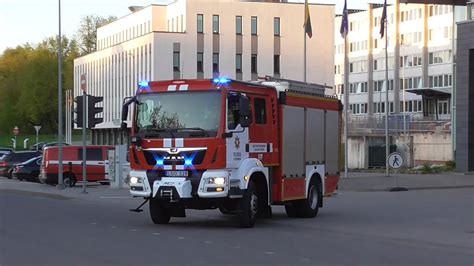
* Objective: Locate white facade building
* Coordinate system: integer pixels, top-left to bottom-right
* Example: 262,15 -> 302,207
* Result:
334,3 -> 454,122
73,0 -> 335,145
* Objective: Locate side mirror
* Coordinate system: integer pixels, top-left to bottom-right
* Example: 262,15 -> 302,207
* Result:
121,104 -> 129,122
120,122 -> 128,131
239,96 -> 252,128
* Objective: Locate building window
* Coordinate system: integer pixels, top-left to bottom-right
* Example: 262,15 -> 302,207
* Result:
213,53 -> 219,73
213,15 -> 219,34
236,54 -> 242,73
254,98 -> 267,124
236,16 -> 242,35
251,54 -> 257,73
274,55 -> 280,74
274,17 -> 280,36
197,53 -> 203,73
197,14 -> 204,33
173,52 -> 180,72
251,16 -> 258,35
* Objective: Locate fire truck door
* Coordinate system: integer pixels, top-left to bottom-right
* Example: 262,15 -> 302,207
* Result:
248,96 -> 274,164
225,93 -> 250,169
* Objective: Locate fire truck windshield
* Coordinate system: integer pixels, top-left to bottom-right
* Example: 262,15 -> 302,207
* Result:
135,91 -> 221,138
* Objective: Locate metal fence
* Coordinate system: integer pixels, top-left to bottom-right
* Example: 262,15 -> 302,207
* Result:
346,114 -> 451,136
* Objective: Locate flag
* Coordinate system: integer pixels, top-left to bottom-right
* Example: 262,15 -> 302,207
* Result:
380,0 -> 387,38
340,0 -> 348,38
304,0 -> 312,38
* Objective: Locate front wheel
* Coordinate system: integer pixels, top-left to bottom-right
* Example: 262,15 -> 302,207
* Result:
149,199 -> 171,224
238,181 -> 258,228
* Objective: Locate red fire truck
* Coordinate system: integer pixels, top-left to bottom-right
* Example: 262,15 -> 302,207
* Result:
122,77 -> 341,227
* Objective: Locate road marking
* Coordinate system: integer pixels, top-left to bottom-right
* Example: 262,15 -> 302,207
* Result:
99,196 -> 132,199
111,225 -> 117,229
233,246 -> 240,249
90,222 -> 97,225
177,236 -> 185,240
152,232 -> 160,235
265,251 -> 275,255
130,229 -> 137,232
204,241 -> 212,244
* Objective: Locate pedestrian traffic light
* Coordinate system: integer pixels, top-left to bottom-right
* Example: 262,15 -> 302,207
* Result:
74,96 -> 84,128
87,95 -> 104,128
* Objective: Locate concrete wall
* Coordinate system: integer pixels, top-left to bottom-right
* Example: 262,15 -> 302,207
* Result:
413,132 -> 452,164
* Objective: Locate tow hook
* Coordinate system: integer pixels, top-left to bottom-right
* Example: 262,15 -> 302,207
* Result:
129,198 -> 149,212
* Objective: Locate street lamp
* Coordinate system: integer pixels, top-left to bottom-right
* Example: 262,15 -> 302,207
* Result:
57,0 -> 64,189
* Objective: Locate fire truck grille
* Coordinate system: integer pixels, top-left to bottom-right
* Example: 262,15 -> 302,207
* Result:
143,150 -> 206,166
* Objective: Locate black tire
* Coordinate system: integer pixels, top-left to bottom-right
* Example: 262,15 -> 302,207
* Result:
238,181 -> 258,228
7,170 -> 13,179
63,174 -> 76,188
98,181 -> 110,185
149,199 -> 171,224
296,179 -> 321,218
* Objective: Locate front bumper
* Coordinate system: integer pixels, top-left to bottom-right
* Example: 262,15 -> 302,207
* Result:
129,169 -> 239,200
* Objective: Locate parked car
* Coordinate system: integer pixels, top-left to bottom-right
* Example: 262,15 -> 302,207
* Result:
0,151 -> 42,178
30,142 -> 46,151
30,142 -> 70,151
40,145 -> 114,187
0,148 -> 13,160
12,156 -> 42,182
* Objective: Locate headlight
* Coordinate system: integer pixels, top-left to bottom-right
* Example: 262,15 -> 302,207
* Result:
130,176 -> 142,184
208,177 -> 226,185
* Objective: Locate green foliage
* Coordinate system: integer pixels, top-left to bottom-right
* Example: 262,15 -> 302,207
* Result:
76,15 -> 117,55
445,160 -> 456,170
0,37 -> 79,134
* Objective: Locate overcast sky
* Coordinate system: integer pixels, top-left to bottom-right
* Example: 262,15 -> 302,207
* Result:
0,0 -> 390,54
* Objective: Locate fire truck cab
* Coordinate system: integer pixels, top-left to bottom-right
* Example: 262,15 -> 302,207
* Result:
122,77 -> 341,228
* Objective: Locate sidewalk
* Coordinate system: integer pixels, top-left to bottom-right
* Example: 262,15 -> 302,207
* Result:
0,177 -> 133,202
338,171 -> 474,192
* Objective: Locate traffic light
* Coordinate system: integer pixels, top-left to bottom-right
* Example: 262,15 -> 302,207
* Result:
74,96 -> 84,128
87,95 -> 104,128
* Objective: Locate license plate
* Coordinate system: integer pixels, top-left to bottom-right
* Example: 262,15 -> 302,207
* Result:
165,170 -> 188,177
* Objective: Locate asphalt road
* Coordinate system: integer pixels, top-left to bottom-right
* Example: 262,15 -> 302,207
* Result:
1,188 -> 473,266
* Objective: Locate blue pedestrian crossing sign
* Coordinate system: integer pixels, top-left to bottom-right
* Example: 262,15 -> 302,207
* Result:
388,152 -> 403,169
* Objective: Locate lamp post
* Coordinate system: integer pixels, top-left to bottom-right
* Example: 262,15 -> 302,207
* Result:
57,0 -> 64,189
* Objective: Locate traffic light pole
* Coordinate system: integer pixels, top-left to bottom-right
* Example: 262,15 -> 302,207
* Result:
82,91 -> 88,194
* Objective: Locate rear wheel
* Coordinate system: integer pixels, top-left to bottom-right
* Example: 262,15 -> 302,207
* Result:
238,181 -> 258,228
149,199 -> 171,224
295,179 -> 321,218
63,174 -> 76,188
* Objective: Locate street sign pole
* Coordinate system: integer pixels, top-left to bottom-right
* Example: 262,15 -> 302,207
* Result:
387,152 -> 407,192
82,90 -> 88,194
34,126 -> 41,151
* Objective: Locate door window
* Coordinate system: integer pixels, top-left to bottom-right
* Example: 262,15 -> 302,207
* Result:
254,98 -> 267,124
78,148 -> 102,161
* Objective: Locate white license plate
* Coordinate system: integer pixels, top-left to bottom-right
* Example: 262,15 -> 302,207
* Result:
165,170 -> 188,177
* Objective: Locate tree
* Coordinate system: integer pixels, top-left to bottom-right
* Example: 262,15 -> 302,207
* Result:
76,15 -> 117,55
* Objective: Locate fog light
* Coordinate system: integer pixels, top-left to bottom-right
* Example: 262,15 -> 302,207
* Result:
216,187 -> 223,192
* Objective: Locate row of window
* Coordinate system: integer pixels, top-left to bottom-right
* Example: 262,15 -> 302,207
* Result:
401,31 -> 423,45
429,50 -> 452,65
167,15 -> 185,32
350,41 -> 368,53
197,14 -> 281,36
349,100 -> 423,114
400,77 -> 422,90
98,21 -> 151,50
429,5 -> 452,17
184,52 -> 280,75
400,54 -> 422,68
429,74 -> 452,88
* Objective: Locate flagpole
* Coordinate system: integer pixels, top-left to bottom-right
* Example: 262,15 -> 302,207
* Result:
304,0 -> 307,83
384,16 -> 390,177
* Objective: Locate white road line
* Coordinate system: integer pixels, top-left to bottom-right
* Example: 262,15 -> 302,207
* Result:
204,241 -> 212,244
265,251 -> 275,255
99,196 -> 132,199
152,232 -> 160,235
177,236 -> 185,240
90,222 -> 97,225
130,229 -> 137,232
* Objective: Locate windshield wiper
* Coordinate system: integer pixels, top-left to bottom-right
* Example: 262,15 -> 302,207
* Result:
141,128 -> 175,138
176,127 -> 210,137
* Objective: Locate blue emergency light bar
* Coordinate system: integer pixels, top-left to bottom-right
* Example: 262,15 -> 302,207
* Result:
213,77 -> 231,84
138,80 -> 150,88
